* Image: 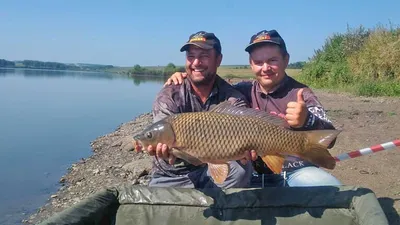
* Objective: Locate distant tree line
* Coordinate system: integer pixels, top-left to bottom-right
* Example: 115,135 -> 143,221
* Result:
129,63 -> 185,77
233,66 -> 249,69
0,59 -> 114,71
21,60 -> 69,70
0,59 -> 15,67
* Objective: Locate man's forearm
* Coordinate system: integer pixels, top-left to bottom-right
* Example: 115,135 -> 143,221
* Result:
303,106 -> 337,148
303,106 -> 335,130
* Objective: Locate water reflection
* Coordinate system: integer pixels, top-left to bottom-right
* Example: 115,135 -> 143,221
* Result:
0,68 -> 168,84
0,68 -> 115,79
0,68 -> 9,76
130,75 -> 166,86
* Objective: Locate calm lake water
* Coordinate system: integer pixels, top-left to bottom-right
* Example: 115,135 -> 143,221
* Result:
0,68 -> 164,224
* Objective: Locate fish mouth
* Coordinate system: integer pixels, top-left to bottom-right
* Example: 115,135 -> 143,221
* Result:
132,135 -> 144,150
133,134 -> 140,141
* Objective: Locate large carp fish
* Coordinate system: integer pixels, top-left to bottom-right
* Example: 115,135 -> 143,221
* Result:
134,101 -> 340,184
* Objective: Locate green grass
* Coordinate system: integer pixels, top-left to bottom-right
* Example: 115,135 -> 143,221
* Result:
355,81 -> 400,97
218,66 -> 252,79
296,23 -> 400,97
218,67 -> 301,80
295,73 -> 400,97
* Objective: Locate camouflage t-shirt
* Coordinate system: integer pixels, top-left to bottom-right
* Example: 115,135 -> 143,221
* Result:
234,75 -> 337,173
151,75 -> 249,177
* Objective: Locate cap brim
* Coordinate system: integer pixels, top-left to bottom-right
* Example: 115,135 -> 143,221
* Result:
180,42 -> 214,52
245,40 -> 281,52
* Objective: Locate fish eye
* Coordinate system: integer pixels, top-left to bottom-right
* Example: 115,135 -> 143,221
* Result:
145,132 -> 152,139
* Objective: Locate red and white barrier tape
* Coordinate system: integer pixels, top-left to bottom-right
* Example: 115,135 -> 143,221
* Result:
334,139 -> 400,162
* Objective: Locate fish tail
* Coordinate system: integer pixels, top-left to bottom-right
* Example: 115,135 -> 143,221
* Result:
297,129 -> 341,170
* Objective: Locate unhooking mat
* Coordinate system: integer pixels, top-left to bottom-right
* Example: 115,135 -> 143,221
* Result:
37,185 -> 389,225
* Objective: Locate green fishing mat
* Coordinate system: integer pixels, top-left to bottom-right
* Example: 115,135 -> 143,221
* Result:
37,185 -> 388,225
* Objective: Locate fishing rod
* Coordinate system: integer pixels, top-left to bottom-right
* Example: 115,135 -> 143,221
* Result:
334,139 -> 400,162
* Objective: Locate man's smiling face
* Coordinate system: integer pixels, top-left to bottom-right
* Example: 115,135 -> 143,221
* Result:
185,45 -> 222,86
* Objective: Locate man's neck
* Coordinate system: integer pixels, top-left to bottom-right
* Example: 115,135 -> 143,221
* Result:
259,84 -> 275,94
190,77 -> 216,104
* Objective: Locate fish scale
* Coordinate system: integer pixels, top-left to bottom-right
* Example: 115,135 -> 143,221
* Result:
166,112 -> 306,161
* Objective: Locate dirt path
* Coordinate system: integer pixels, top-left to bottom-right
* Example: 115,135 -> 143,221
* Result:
313,90 -> 400,224
25,90 -> 400,225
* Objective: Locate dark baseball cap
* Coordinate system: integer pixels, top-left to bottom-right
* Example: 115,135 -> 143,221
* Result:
180,31 -> 222,54
245,29 -> 287,53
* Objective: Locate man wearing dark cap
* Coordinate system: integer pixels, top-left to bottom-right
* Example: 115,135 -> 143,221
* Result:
165,29 -> 342,187
135,31 -> 254,188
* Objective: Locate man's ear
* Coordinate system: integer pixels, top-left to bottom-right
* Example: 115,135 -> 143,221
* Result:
284,53 -> 290,67
216,53 -> 223,67
248,54 -> 255,70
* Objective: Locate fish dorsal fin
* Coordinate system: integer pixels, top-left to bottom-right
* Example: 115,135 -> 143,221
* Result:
209,101 -> 288,127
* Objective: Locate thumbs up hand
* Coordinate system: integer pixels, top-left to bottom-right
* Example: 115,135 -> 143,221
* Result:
285,88 -> 308,128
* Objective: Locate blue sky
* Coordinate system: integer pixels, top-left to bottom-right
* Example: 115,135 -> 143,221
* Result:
1,0 -> 399,67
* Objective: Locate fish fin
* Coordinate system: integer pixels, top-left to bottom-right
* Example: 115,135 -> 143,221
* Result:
209,101 -> 288,127
297,130 -> 341,169
260,154 -> 285,174
170,147 -> 204,166
207,163 -> 229,184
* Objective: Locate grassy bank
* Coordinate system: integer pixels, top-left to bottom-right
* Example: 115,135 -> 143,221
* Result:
295,23 -> 400,97
217,65 -> 301,80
